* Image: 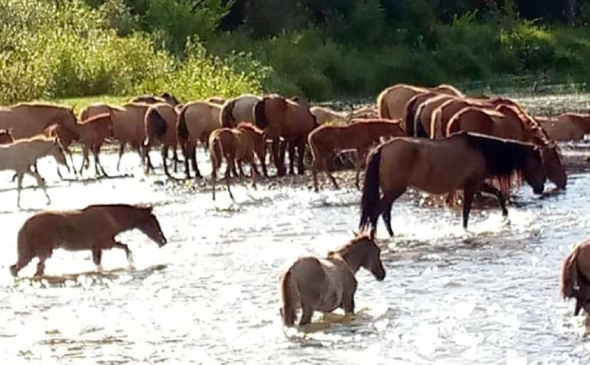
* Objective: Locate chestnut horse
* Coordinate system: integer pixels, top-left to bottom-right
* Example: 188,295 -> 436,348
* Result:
76,113 -> 115,177
377,84 -> 464,129
561,239 -> 590,316
280,231 -> 386,327
358,132 -> 546,237
0,102 -> 79,140
220,94 -> 261,128
308,119 -> 405,192
177,101 -> 223,179
254,94 -> 318,176
539,113 -> 590,141
0,136 -> 68,208
209,123 -> 262,201
143,103 -> 179,177
9,203 -> 168,277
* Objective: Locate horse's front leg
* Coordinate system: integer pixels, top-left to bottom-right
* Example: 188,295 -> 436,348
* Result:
296,138 -> 306,175
34,250 -> 52,277
286,140 -> 296,175
92,248 -> 103,271
342,295 -> 355,316
15,172 -> 24,209
116,142 -> 126,171
113,241 -> 134,268
26,167 -> 50,205
94,146 -> 109,177
161,146 -> 171,178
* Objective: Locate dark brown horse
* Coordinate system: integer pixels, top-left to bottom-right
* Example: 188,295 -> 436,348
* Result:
280,231 -> 386,327
358,132 -> 547,237
10,203 -> 168,277
561,239 -> 590,316
308,119 -> 405,192
254,94 -> 318,176
76,113 -> 115,177
143,103 -> 179,177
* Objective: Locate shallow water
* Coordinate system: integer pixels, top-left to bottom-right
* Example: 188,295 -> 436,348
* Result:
1,141 -> 590,364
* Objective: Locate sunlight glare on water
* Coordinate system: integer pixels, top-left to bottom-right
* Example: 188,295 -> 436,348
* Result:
0,148 -> 590,364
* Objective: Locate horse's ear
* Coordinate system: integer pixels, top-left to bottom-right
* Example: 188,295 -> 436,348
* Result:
351,230 -> 359,237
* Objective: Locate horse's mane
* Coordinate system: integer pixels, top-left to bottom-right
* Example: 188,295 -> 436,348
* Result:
461,132 -> 538,177
327,232 -> 375,257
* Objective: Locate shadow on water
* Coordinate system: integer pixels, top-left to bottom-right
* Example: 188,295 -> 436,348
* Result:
12,264 -> 168,289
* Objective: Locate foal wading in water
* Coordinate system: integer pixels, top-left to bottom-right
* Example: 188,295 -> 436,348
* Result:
280,232 -> 386,327
10,203 -> 168,277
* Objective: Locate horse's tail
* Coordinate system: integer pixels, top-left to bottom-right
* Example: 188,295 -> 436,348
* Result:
280,268 -> 296,326
377,92 -> 391,120
561,245 -> 580,299
144,108 -> 168,147
359,145 -> 382,233
404,96 -> 421,137
210,134 -> 224,175
177,105 -> 189,149
220,99 -> 236,128
254,99 -> 267,130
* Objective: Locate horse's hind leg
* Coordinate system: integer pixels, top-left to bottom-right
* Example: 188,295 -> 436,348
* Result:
116,142 -> 126,171
26,168 -> 50,205
34,251 -> 51,277
161,147 -> 171,178
94,148 -> 109,177
15,172 -> 24,208
461,184 -> 477,229
296,139 -> 306,175
480,183 -> 509,218
287,141 -> 296,175
380,189 -> 406,237
299,303 -> 314,326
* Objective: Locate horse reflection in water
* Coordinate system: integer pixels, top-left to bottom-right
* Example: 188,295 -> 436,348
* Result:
279,231 -> 386,328
9,203 -> 168,278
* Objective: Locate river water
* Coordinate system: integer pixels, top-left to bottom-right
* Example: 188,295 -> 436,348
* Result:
1,127 -> 590,364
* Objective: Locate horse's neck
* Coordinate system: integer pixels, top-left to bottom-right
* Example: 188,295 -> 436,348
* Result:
335,250 -> 362,274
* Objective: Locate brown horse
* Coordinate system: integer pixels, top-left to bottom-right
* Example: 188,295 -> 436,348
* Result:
254,94 -> 318,176
308,119 -> 405,192
0,136 -> 68,208
403,91 -> 445,137
0,102 -> 79,140
280,231 -> 386,327
220,94 -> 261,128
9,203 -> 168,277
358,132 -> 547,237
377,84 -> 464,128
447,104 -> 567,191
77,113 -> 115,177
209,123 -> 262,200
0,128 -> 15,144
130,92 -> 180,107
539,113 -> 590,141
177,101 -> 223,179
310,106 -> 351,126
79,102 -> 152,171
143,103 -> 180,177
561,239 -> 590,316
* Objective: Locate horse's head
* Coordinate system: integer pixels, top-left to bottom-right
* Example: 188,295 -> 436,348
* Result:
135,206 -> 168,247
58,106 -> 80,137
520,145 -> 547,195
350,230 -> 386,281
541,143 -> 567,189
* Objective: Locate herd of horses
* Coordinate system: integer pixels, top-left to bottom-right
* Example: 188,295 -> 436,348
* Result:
3,83 -> 590,329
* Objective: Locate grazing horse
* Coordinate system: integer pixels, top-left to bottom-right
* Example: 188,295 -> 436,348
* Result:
254,94 -> 318,176
308,119 -> 405,192
143,103 -> 180,177
377,84 -> 464,128
220,94 -> 261,128
561,239 -> 590,316
0,136 -> 68,208
0,102 -> 79,140
358,132 -> 547,237
76,113 -> 115,177
209,123 -> 262,200
177,101 -> 223,179
9,203 -> 168,277
280,231 -> 386,327
310,106 -> 351,126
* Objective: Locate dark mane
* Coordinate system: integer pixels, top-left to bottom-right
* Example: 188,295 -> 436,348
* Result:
461,132 -> 539,177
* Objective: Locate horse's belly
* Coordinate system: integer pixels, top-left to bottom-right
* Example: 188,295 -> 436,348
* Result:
316,287 -> 343,313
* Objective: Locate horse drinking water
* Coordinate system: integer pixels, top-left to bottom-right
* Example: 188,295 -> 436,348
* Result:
280,231 -> 386,327
9,203 -> 168,277
358,132 -> 547,237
